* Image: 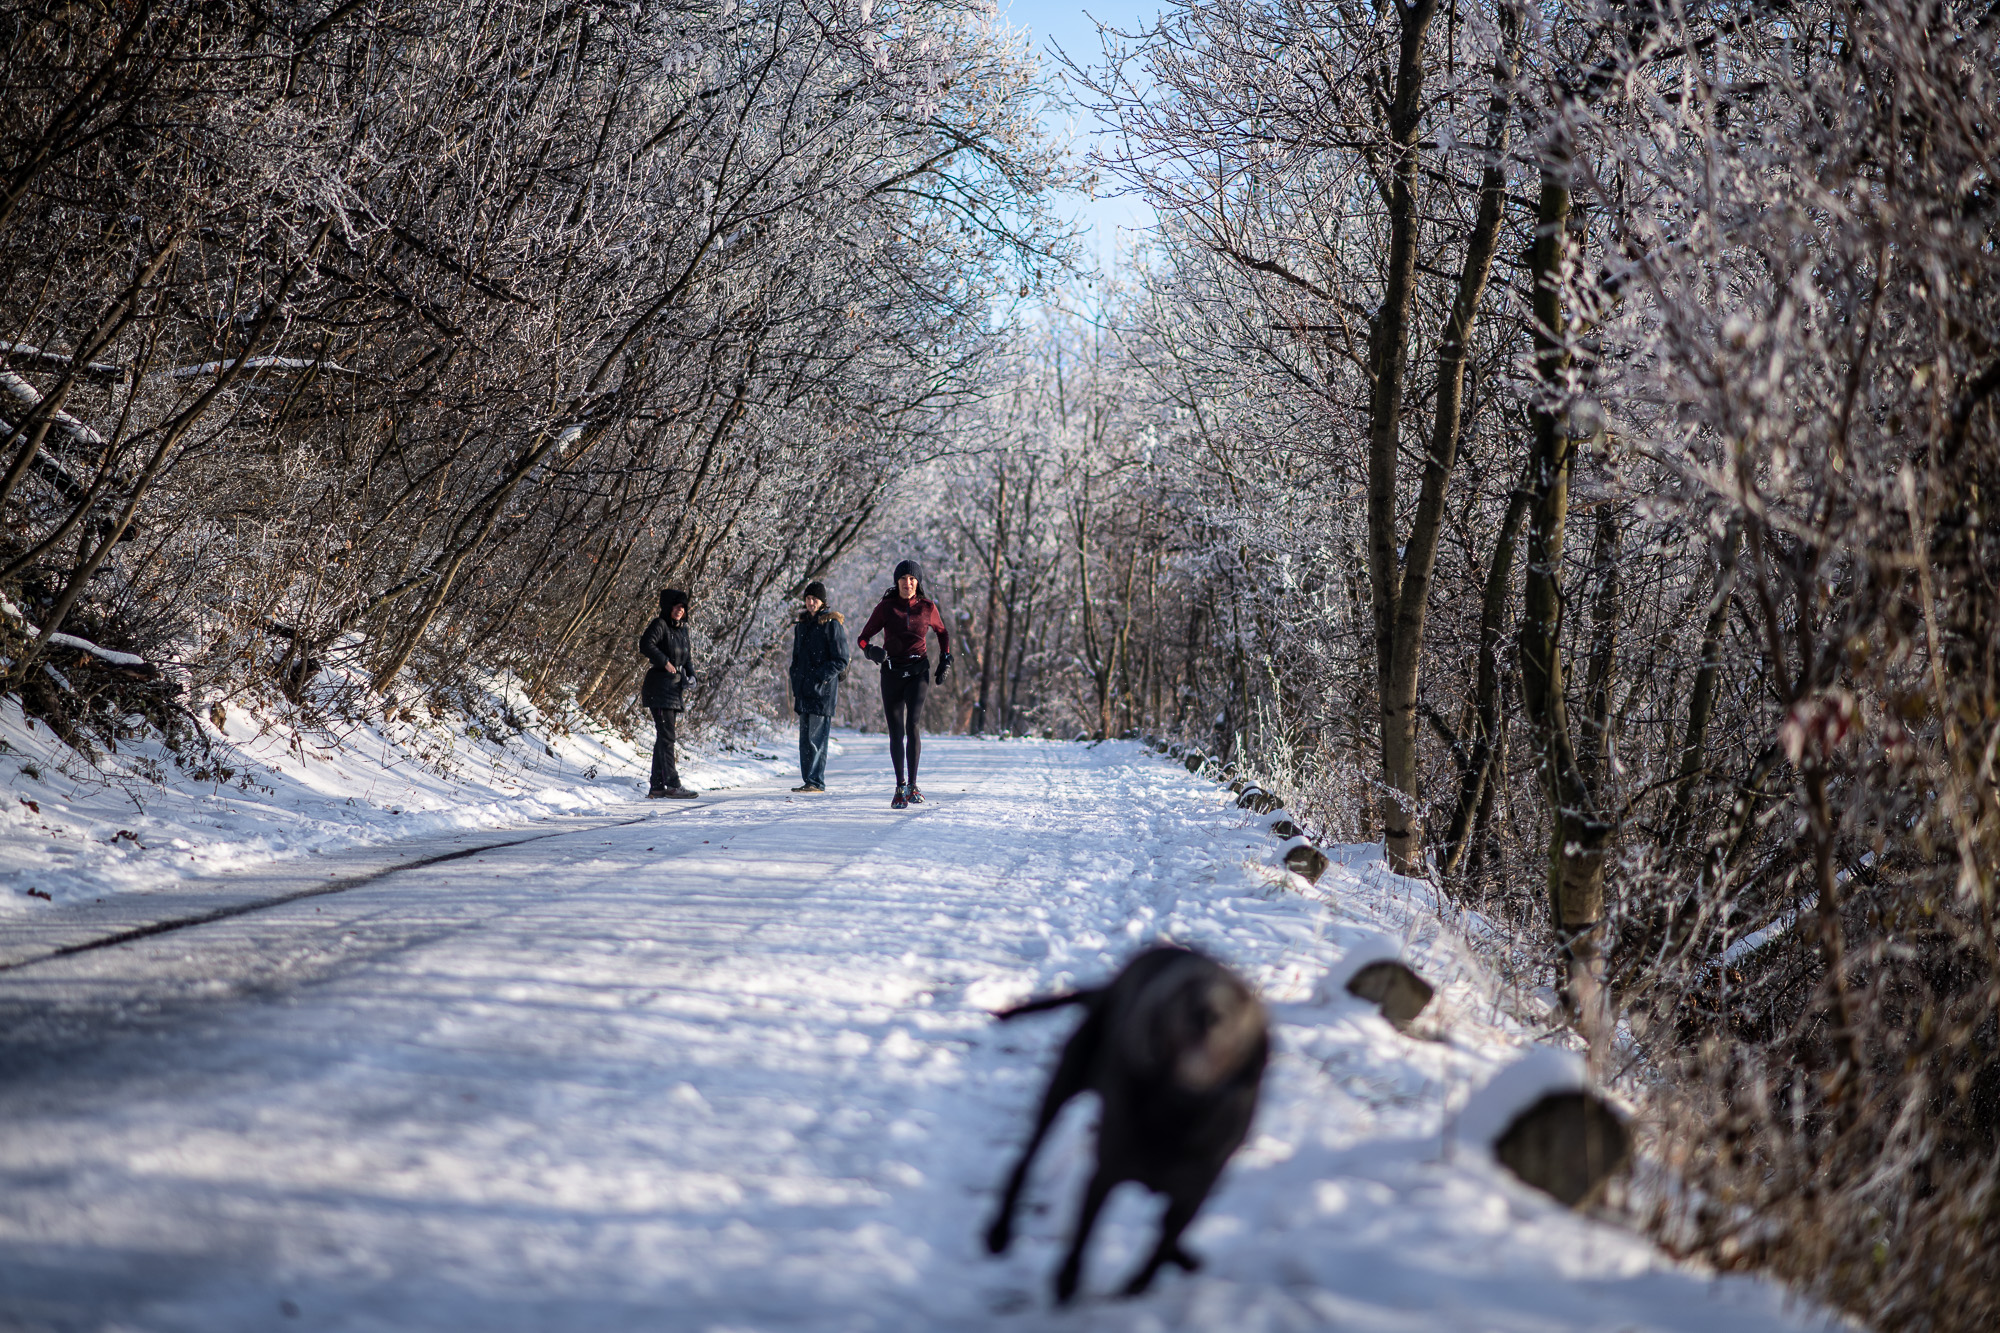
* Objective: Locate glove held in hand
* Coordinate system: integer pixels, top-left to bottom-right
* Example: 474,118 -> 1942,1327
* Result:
934,652 -> 953,684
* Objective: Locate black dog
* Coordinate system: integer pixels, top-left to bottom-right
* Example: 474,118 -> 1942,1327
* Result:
984,945 -> 1268,1303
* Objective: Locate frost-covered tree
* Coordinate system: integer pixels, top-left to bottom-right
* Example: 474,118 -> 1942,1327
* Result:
0,0 -> 1072,740
914,1 -> 2000,1327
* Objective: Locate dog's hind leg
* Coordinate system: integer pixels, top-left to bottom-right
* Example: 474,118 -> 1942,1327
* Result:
1054,1167 -> 1115,1304
1120,1192 -> 1205,1297
985,1013 -> 1102,1255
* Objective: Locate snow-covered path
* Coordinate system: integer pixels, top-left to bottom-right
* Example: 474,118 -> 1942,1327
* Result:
0,739 -> 1834,1332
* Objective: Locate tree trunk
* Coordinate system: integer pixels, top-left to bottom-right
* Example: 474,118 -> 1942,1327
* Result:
1578,504 -> 1621,792
1440,478 -> 1530,877
974,467 -> 1007,734
1365,0 -> 1441,867
1371,0 -> 1514,873
1106,541 -> 1140,740
1669,515 -> 1742,839
1516,153 -> 1611,1036
997,568 -> 1019,734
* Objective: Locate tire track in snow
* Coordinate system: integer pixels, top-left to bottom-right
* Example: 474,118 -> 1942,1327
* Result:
0,815 -> 654,975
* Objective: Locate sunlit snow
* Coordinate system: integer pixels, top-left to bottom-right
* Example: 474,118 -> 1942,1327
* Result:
0,738 -> 1841,1330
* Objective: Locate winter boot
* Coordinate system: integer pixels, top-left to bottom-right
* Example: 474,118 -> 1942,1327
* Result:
906,785 -> 924,804
665,786 -> 698,799
891,784 -> 909,810
647,787 -> 669,799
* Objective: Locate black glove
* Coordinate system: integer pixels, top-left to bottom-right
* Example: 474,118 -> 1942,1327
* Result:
864,643 -> 887,665
934,652 -> 953,684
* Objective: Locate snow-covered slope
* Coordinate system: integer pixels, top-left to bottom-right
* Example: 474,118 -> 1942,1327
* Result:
0,737 -> 1839,1330
0,683 -> 791,917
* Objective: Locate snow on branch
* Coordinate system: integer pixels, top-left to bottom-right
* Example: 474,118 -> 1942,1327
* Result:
0,341 -> 123,382
163,356 -> 364,381
46,633 -> 153,671
0,369 -> 108,448
1,597 -> 161,679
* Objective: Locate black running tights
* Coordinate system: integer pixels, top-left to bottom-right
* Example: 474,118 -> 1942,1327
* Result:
880,666 -> 929,786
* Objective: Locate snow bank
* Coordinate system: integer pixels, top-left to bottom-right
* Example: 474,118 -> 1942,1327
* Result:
1451,1045 -> 1592,1150
1313,925 -> 1415,996
0,681 -> 791,916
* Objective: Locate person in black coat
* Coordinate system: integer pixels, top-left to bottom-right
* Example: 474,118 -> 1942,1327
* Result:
639,587 -> 698,798
788,580 -> 849,792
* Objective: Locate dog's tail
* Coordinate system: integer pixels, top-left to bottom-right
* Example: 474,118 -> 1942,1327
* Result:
991,988 -> 1102,1022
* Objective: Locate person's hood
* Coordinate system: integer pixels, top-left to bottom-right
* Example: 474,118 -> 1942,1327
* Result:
799,609 -> 844,625
659,588 -> 689,618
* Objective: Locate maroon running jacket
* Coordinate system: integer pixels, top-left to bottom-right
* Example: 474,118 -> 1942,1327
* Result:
857,594 -> 949,662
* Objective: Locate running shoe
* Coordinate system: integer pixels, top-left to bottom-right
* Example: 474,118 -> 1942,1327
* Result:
891,784 -> 909,810
906,785 -> 924,804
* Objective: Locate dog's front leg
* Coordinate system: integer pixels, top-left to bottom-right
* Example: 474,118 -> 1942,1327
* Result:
1054,1167 -> 1114,1304
1121,1192 -> 1204,1297
987,1018 -> 1100,1255
984,1141 -> 1038,1255
986,1104 -> 1071,1255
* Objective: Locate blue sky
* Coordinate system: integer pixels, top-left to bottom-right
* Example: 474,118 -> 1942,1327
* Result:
997,0 -> 1162,276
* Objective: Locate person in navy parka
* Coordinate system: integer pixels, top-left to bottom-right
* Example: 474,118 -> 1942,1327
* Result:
788,580 -> 849,792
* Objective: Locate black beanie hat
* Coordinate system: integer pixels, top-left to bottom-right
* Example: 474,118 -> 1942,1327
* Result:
803,580 -> 827,602
893,559 -> 923,583
659,588 -> 688,616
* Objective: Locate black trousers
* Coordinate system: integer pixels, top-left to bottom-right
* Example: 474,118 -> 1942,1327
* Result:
649,707 -> 681,790
880,663 -> 929,786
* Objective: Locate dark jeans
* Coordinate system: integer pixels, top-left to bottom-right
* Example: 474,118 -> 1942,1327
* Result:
880,662 -> 929,786
798,711 -> 831,787
649,707 -> 681,791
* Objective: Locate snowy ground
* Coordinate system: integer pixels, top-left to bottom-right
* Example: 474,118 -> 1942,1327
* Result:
0,684 -> 788,917
0,737 -> 1842,1332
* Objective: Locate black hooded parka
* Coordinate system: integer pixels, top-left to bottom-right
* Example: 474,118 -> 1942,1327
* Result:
639,589 -> 694,711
